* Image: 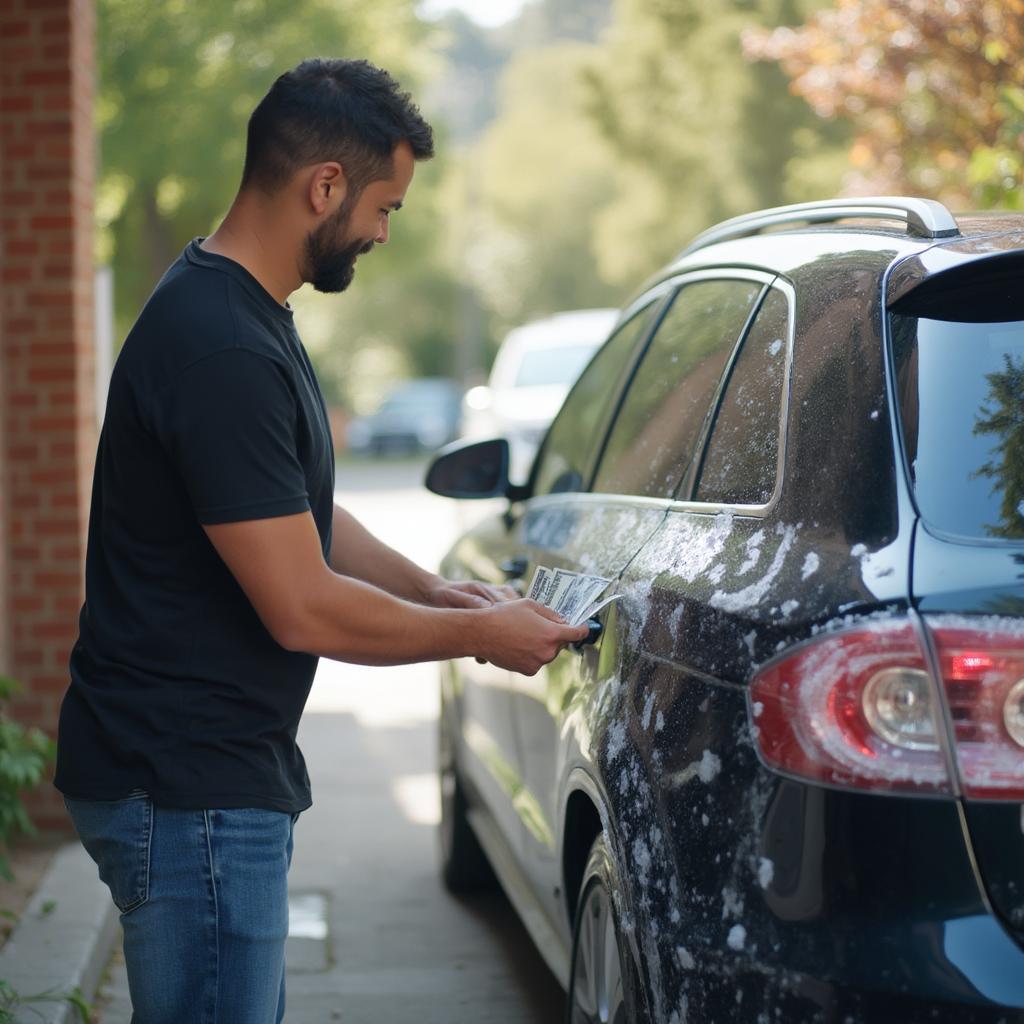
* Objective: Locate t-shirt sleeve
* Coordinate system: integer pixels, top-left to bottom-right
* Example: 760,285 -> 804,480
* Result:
154,348 -> 311,525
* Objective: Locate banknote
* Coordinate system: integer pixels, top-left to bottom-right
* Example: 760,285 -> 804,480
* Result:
525,564 -> 619,626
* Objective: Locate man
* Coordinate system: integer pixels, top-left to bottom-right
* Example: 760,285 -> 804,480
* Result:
55,58 -> 587,1024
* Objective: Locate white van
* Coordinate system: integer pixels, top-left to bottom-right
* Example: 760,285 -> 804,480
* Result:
462,308 -> 618,482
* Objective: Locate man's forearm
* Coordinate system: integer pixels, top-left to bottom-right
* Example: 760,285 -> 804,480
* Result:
284,566 -> 474,664
328,504 -> 438,601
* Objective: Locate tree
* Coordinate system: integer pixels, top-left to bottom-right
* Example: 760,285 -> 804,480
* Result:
97,0 -> 429,334
975,354 -> 1024,539
580,0 -> 847,288
465,43 -> 631,331
744,0 -> 1024,208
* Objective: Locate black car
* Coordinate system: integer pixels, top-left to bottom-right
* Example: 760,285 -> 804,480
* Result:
346,377 -> 462,455
426,197 -> 1024,1023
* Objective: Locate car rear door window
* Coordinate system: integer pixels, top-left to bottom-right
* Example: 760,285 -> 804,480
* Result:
891,311 -> 1024,540
694,286 -> 790,506
591,279 -> 762,499
532,305 -> 656,496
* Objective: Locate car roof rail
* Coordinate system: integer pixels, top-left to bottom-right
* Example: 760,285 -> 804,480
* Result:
682,197 -> 960,255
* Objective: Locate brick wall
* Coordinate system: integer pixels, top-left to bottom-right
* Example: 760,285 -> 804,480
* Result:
0,0 -> 96,830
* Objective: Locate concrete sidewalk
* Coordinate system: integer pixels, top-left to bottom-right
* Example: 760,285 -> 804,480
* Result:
0,841 -> 116,1023
95,690 -> 564,1023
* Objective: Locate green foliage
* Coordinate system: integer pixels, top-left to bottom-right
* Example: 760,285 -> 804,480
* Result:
466,44 -> 631,330
975,354 -> 1024,539
0,680 -> 73,1022
97,0 -> 431,336
0,981 -> 90,1024
579,0 -> 847,287
0,676 -> 55,883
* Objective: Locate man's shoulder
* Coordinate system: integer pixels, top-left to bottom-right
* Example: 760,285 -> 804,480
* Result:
124,252 -> 286,379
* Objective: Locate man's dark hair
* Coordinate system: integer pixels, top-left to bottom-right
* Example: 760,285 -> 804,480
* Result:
242,58 -> 434,196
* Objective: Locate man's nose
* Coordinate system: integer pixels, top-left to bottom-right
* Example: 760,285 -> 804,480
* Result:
374,217 -> 389,244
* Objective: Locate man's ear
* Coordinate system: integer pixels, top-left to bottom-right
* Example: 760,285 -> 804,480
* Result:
308,162 -> 348,215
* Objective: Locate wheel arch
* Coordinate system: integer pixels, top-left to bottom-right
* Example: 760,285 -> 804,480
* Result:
562,772 -> 608,929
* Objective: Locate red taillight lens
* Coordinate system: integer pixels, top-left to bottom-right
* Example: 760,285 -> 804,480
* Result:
927,619 -> 1024,799
750,622 -> 951,794
750,617 -> 1024,799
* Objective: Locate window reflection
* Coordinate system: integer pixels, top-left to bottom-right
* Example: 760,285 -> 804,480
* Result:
892,314 -> 1024,541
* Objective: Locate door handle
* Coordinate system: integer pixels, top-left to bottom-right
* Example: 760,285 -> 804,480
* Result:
572,618 -> 603,652
500,555 -> 529,581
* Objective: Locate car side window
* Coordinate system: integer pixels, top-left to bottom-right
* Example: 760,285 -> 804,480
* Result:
694,287 -> 790,506
591,279 -> 762,499
532,306 -> 655,496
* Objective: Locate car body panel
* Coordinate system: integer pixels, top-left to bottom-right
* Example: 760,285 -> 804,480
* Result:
912,527 -> 1024,953
435,208 -> 1024,1021
508,495 -> 670,937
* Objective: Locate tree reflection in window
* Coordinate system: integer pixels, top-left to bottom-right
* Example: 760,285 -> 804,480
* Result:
974,353 -> 1024,539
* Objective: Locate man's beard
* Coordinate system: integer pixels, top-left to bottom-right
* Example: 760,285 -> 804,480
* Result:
304,205 -> 374,294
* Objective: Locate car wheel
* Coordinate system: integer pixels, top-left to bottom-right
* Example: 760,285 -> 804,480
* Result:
567,834 -> 648,1024
438,706 -> 497,893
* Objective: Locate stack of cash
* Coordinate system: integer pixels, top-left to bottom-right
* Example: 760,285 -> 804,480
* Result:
527,565 -> 621,627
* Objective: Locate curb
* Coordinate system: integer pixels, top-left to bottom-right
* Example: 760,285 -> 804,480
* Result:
0,841 -> 117,1023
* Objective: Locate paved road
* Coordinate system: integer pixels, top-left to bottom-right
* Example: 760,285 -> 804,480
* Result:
95,457 -> 563,1023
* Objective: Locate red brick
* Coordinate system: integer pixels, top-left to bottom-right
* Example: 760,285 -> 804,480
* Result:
25,117 -> 69,137
0,93 -> 32,111
4,140 -> 36,160
25,162 -> 65,180
5,237 -> 39,256
0,43 -> 37,64
28,214 -> 72,231
0,20 -> 30,39
33,519 -> 77,538
21,64 -> 70,85
41,15 -> 70,33
32,572 -> 79,589
41,142 -> 71,160
27,365 -> 74,383
29,415 -> 75,432
39,89 -> 70,109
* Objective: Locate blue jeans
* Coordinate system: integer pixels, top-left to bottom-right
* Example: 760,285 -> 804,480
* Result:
64,794 -> 296,1024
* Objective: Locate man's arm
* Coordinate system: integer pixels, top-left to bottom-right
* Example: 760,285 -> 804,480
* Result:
203,511 -> 586,673
328,502 -> 512,608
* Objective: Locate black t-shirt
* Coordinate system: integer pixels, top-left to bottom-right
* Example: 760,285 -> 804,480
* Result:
55,240 -> 335,813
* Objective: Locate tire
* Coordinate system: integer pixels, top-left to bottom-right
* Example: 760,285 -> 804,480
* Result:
438,705 -> 497,893
567,834 -> 648,1024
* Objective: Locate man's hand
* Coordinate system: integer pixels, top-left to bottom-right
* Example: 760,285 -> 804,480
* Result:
473,599 -> 590,676
425,578 -> 519,609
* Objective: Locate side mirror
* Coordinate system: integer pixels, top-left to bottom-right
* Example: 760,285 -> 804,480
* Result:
425,438 -> 516,499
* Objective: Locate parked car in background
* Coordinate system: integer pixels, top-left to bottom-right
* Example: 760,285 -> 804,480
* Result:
462,308 -> 619,483
346,377 -> 462,456
427,198 -> 1024,1023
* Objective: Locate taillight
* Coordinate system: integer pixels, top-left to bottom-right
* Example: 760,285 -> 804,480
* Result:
750,616 -> 1024,799
750,622 -> 952,794
927,619 -> 1024,799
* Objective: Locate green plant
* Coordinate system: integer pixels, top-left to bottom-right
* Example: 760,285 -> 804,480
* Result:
0,676 -> 82,1020
0,981 -> 90,1023
0,675 -> 56,882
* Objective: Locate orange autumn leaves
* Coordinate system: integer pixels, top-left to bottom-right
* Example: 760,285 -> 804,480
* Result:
744,0 -> 1024,208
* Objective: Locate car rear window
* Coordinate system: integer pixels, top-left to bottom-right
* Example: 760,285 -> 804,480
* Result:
890,312 -> 1024,541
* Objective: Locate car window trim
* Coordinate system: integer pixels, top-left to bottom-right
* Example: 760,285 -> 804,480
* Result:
669,276 -> 796,518
587,268 -> 779,499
